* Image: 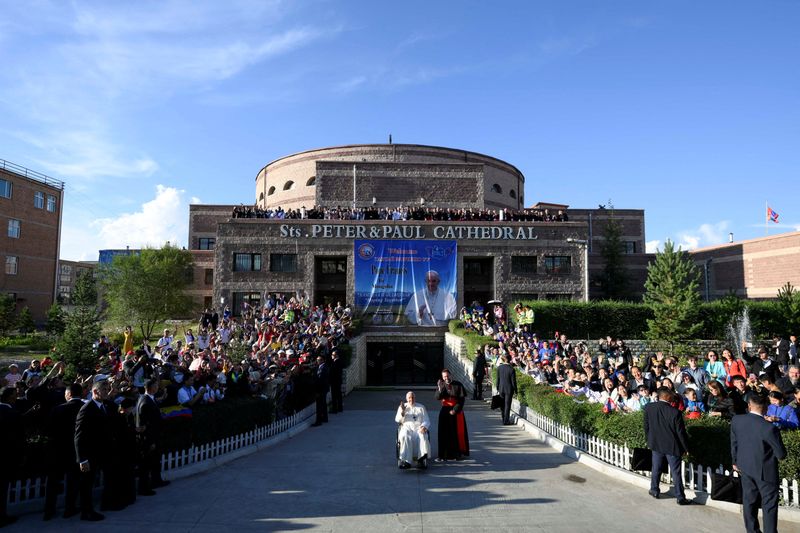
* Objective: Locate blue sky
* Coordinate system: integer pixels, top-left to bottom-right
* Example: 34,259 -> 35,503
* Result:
0,1 -> 798,260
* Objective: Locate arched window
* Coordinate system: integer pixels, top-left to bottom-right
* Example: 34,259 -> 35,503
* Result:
268,186 -> 276,196
283,181 -> 294,191
491,183 -> 502,194
306,176 -> 316,186
509,189 -> 517,199
259,192 -> 265,202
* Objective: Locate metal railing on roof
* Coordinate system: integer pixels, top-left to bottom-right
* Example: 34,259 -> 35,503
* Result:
0,158 -> 65,190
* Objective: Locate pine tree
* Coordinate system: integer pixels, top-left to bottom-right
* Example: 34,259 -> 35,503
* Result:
644,240 -> 704,351
46,302 -> 66,336
598,213 -> 628,300
16,306 -> 35,334
57,271 -> 101,374
0,293 -> 16,336
777,282 -> 800,335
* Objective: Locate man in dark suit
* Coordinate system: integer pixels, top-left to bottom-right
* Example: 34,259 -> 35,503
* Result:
43,383 -> 84,520
0,387 -> 25,528
731,394 -> 787,533
643,387 -> 691,505
311,356 -> 330,426
74,379 -> 116,521
329,350 -> 344,414
136,378 -> 169,495
774,335 -> 790,372
472,349 -> 487,401
496,355 -> 517,425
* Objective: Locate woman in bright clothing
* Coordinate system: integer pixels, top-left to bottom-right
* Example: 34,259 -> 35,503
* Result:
704,350 -> 727,385
721,347 -> 746,387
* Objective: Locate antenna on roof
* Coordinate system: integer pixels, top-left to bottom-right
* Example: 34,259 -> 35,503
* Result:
388,134 -> 392,144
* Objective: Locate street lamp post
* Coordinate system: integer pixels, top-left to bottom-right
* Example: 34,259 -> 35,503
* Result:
567,238 -> 589,302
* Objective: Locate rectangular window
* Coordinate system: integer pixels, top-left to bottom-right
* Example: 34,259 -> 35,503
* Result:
5,256 -> 18,275
61,265 -> 72,275
60,275 -> 71,284
7,219 -> 20,238
320,258 -> 346,274
0,179 -> 11,198
233,253 -> 261,272
34,191 -> 44,209
511,256 -> 537,274
622,241 -> 636,254
47,194 -> 56,212
204,268 -> 213,285
199,237 -> 216,250
544,256 -> 572,275
270,253 -> 297,273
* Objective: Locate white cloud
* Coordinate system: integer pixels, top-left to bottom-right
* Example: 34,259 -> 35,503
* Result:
87,185 -> 196,252
674,221 -> 731,251
645,240 -> 661,253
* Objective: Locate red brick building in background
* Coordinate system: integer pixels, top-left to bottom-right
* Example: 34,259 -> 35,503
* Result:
0,159 -> 64,323
691,231 -> 800,300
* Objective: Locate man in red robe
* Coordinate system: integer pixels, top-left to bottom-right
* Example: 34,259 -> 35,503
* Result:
434,368 -> 469,461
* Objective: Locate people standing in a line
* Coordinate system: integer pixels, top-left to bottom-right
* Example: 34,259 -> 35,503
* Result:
0,387 -> 25,528
43,383 -> 84,520
496,355 -> 517,425
311,356 -> 330,427
137,378 -> 169,495
434,368 -> 469,461
472,349 -> 487,401
74,380 -> 116,521
329,350 -> 344,414
731,395 -> 787,533
643,387 -> 691,505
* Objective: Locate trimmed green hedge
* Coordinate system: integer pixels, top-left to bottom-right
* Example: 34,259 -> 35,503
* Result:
512,377 -> 800,481
448,321 -> 498,361
502,300 -> 787,340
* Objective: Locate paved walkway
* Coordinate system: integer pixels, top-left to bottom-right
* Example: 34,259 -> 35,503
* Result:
9,391 -> 788,532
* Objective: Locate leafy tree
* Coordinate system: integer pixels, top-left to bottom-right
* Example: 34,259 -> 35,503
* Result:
598,212 -> 628,300
16,306 -> 35,334
644,240 -> 704,352
0,293 -> 16,336
101,244 -> 194,340
777,282 -> 800,335
46,302 -> 67,336
56,271 -> 101,374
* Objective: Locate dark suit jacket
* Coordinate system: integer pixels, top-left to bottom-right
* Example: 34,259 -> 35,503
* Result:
472,354 -> 487,379
0,404 -> 25,476
731,412 -> 787,484
74,399 -> 116,465
329,358 -> 344,385
496,363 -> 517,396
47,398 -> 84,467
315,363 -> 330,394
643,400 -> 689,457
776,339 -> 790,365
136,394 -> 163,444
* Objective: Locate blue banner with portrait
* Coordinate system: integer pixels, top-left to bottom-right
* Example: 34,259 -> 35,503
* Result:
354,240 -> 457,326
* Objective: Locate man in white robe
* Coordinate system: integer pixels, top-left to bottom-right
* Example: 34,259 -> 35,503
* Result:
395,391 -> 431,468
404,270 -> 457,326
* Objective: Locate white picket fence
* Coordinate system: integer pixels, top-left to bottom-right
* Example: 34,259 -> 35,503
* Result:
520,406 -> 800,508
6,403 -> 316,512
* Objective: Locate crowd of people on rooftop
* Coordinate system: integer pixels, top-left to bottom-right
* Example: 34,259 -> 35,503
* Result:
232,204 -> 569,222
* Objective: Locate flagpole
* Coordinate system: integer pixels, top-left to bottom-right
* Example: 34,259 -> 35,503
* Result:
765,200 -> 768,236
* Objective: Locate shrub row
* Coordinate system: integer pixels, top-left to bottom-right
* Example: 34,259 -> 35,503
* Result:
502,300 -> 787,340
448,321 -> 497,361
508,372 -> 800,481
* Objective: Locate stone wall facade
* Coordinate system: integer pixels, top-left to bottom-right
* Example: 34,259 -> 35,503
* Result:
254,144 -> 524,211
212,219 -> 590,308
